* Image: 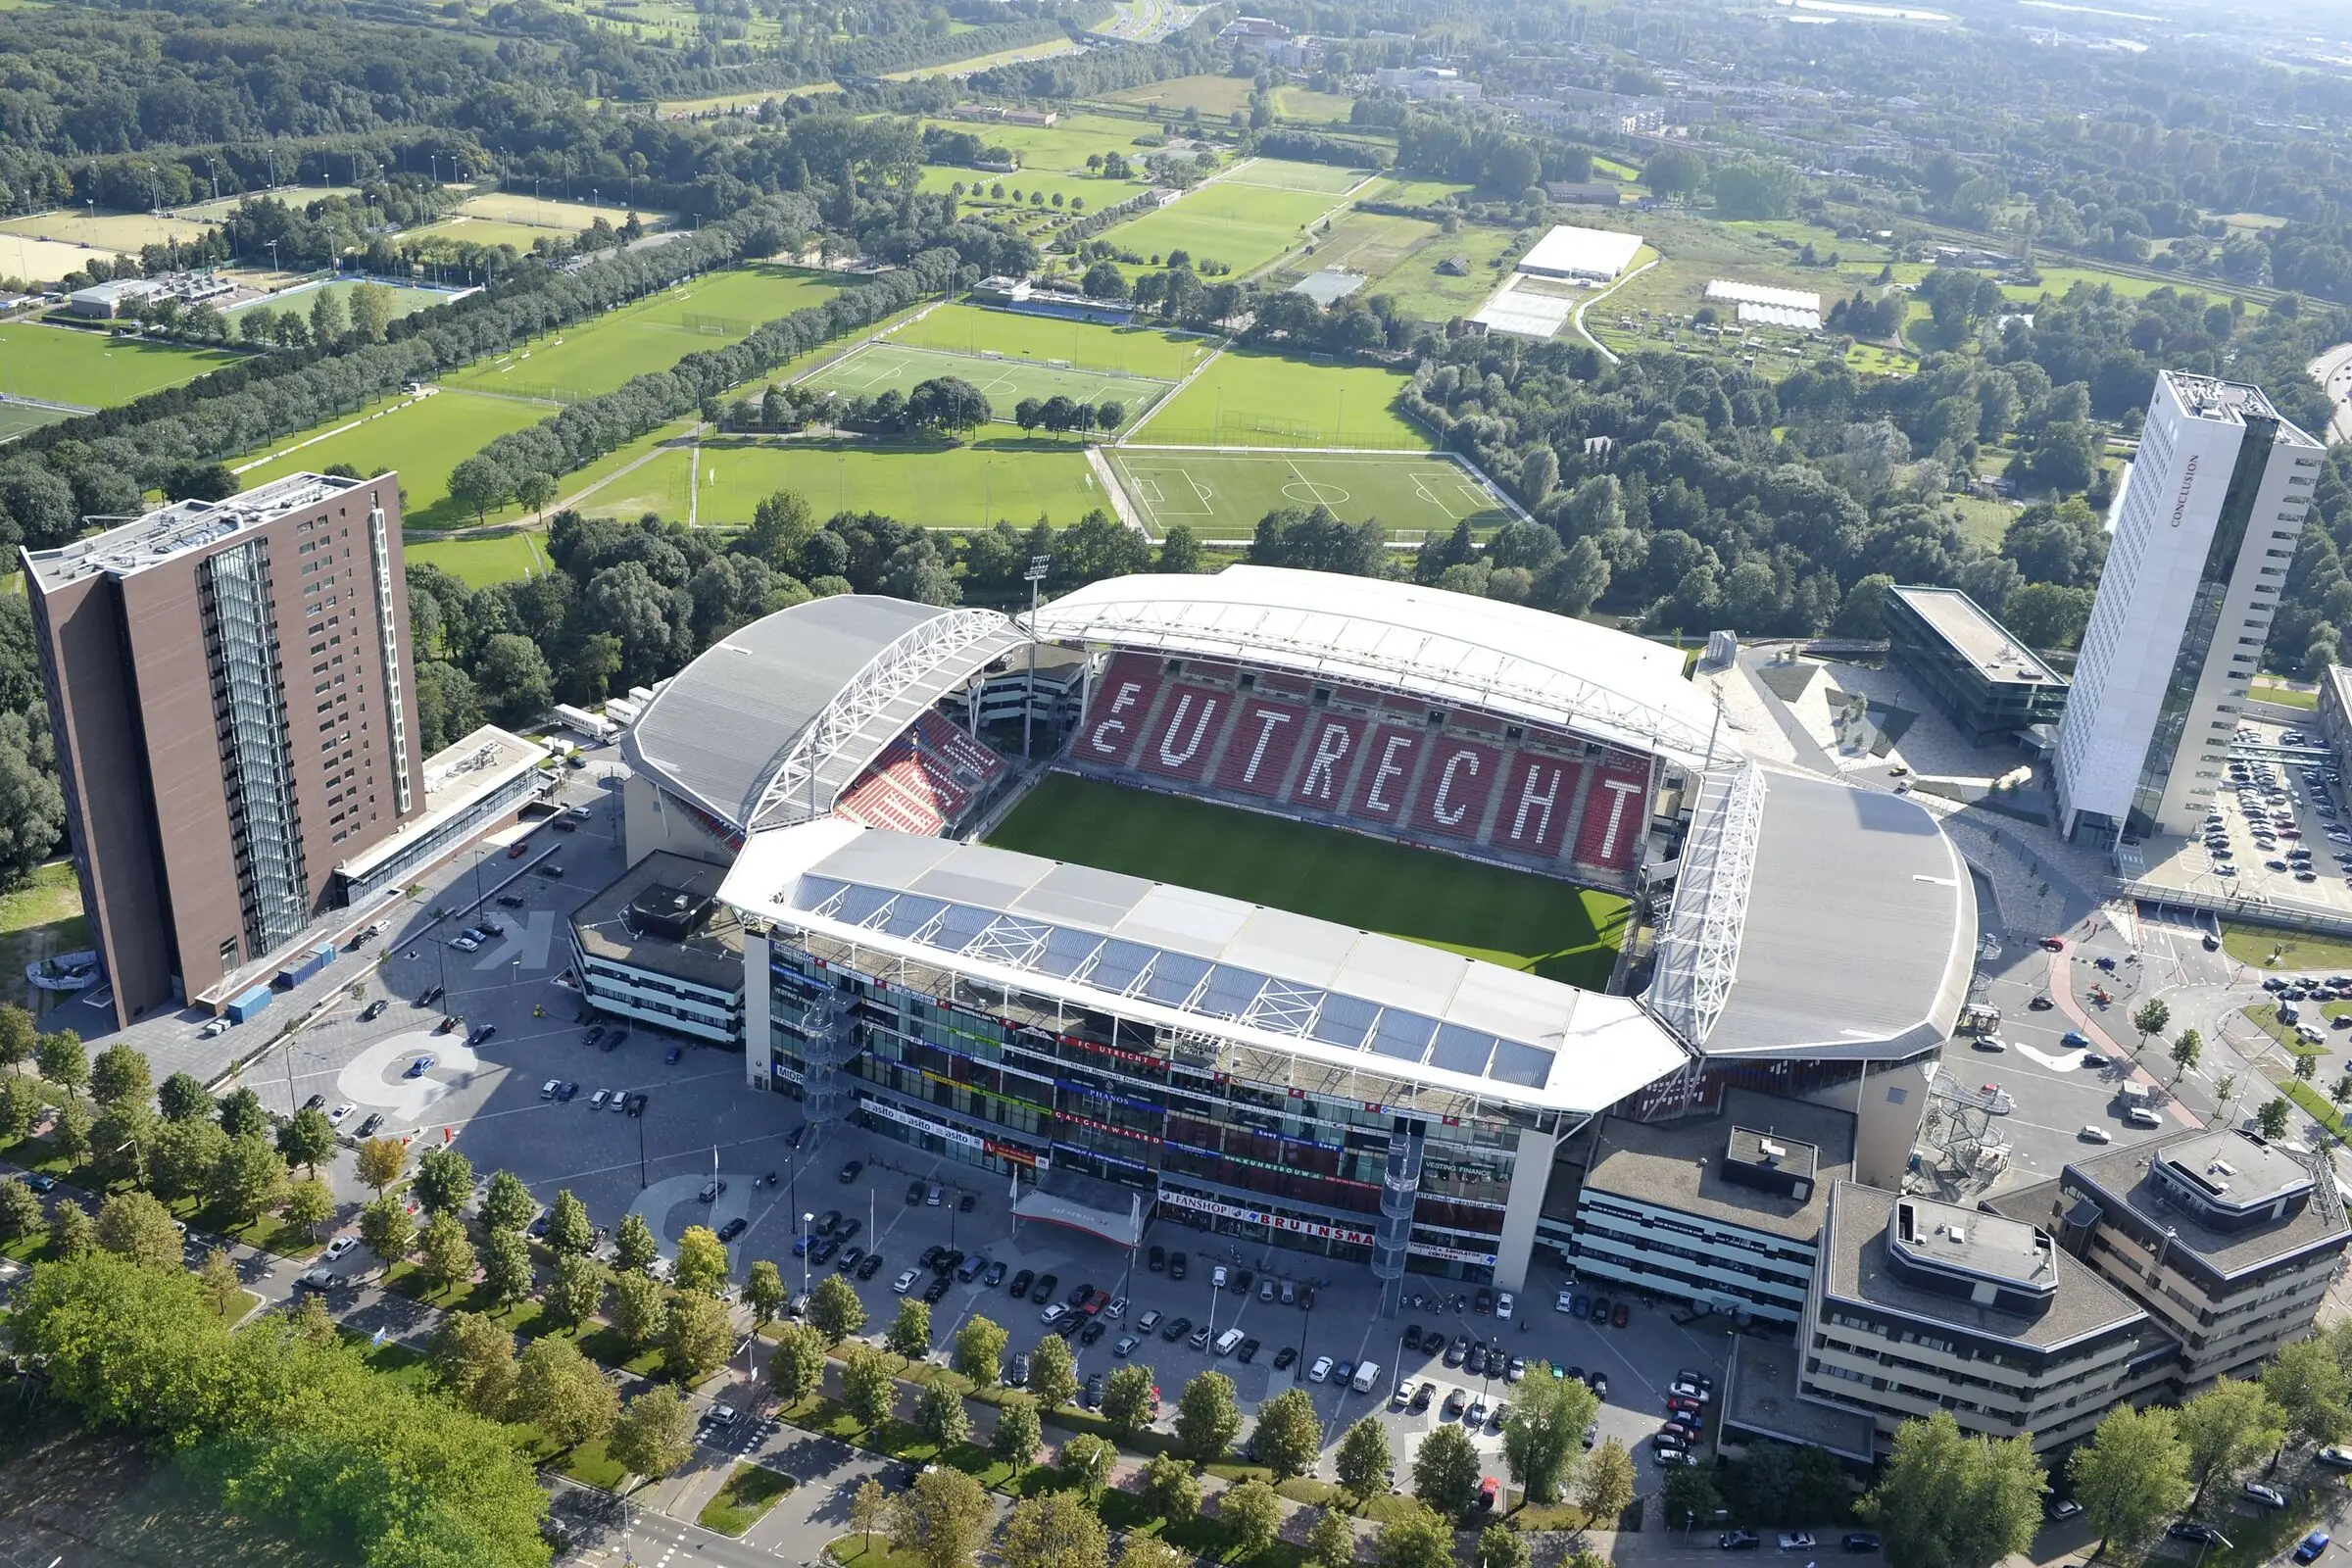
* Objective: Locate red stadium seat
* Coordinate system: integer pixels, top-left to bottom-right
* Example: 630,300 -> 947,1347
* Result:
1490,752 -> 1582,858
1288,712 -> 1366,808
1079,653 -> 1166,768
1412,737 -> 1503,841
1349,724 -> 1425,823
1216,698 -> 1308,797
1138,684 -> 1227,784
1572,753 -> 1651,873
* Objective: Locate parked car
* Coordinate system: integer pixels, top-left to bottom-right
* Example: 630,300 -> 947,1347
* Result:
1841,1536 -> 1880,1554
893,1269 -> 920,1295
1778,1535 -> 1816,1552
360,1000 -> 388,1021
1720,1533 -> 1761,1551
1308,1355 -> 1335,1384
1008,1269 -> 1035,1299
2246,1484 -> 2289,1509
1148,1245 -> 1166,1273
717,1217 -> 747,1243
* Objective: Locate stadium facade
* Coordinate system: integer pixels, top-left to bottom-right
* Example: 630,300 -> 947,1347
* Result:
619,568 -> 1978,1299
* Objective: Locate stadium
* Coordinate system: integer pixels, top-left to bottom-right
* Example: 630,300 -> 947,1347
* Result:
619,566 -> 1976,1299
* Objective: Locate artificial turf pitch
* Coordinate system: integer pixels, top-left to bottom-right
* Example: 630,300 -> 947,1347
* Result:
984,773 -> 1627,989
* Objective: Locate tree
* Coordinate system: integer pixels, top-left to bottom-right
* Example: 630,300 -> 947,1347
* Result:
954,1314 -> 1007,1386
198,1246 -> 243,1318
476,632 -> 556,726
546,1252 -> 610,1330
50,1200 -> 96,1258
2132,999 -> 2172,1054
431,1309 -> 520,1417
854,1476 -> 891,1551
1176,1369 -> 1244,1462
274,1106 -> 336,1175
53,1098 -> 92,1167
0,1177 -> 43,1242
887,1298 -> 932,1360
1004,1488 -> 1111,1568
481,1228 -> 534,1307
2264,1335 -> 2350,1454
1501,1360 -> 1596,1503
514,470 -> 559,524
611,1269 -> 666,1349
1222,1478 -> 1282,1558
479,1169 -> 536,1232
156,1070 -> 210,1124
360,1194 -> 416,1261
993,1396 -> 1043,1471
1478,1525 -> 1528,1568
1308,1509 -> 1359,1568
351,279 -> 395,343
2170,1029 -> 2203,1086
1859,1411 -> 2047,1568
1143,1447 -> 1200,1521
94,1190 -> 181,1270
810,1272 -> 868,1343
448,455 -> 512,523
514,1334 -> 618,1448
547,1189 -> 594,1255
210,1133 -> 288,1225
611,1384 -> 695,1482
672,1224 -> 730,1295
1102,1361 -> 1156,1440
916,1379 -> 971,1450
746,1258 -> 786,1330
770,1319 -> 831,1402
88,1043 -> 151,1108
0,1075 -> 34,1143
1029,1333 -> 1078,1412
279,1176 -> 333,1242
1064,1431 -> 1116,1495
845,1342 -> 899,1430
36,1029 -> 86,1099
1412,1423 -> 1482,1517
356,1135 -> 408,1196
417,1210 -> 477,1296
1577,1437 -> 1637,1525
1375,1502 -> 1457,1568
1255,1388 -> 1324,1480
2071,1405 -> 2190,1560
1662,1464 -> 1723,1532
413,1146 -> 473,1215
891,1464 -> 994,1568
1122,1539 -> 1188,1568
1338,1414 -> 1395,1499
0,1002 -> 32,1069
615,1211 -> 660,1273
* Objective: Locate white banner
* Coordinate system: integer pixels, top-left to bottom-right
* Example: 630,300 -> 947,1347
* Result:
862,1096 -> 985,1151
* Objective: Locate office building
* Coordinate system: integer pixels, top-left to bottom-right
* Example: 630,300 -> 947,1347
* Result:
568,852 -> 745,1045
1798,1183 -> 2148,1456
23,473 -> 425,1026
2053,372 -> 2324,846
1884,585 -> 2069,747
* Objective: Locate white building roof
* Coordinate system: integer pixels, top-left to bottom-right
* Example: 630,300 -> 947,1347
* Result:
1030,565 -> 1727,769
1518,225 -> 1644,279
720,817 -> 1690,1118
1472,277 -> 1578,338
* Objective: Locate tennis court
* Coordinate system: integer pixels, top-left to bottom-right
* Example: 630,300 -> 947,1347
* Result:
800,342 -> 1176,423
1108,449 -> 1513,539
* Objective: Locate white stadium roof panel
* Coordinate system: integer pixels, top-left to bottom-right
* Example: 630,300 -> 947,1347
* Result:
1517,225 -> 1644,280
1030,565 -> 1725,769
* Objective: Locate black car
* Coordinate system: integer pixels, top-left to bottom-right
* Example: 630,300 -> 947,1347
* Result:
1474,1288 -> 1494,1315
857,1252 -> 885,1281
583,1026 -> 604,1049
1841,1535 -> 1880,1553
838,1246 -> 864,1272
1008,1269 -> 1035,1299
1445,1336 -> 1468,1368
811,1238 -> 839,1264
1273,1347 -> 1297,1370
935,1249 -> 964,1276
717,1217 -> 748,1243
418,985 -> 445,1007
360,1000 -> 388,1021
1587,1371 -> 1608,1399
1412,1384 -> 1435,1414
959,1193 -> 976,1212
1237,1337 -> 1260,1363
839,1160 -> 863,1183
1720,1533 -> 1761,1551
1008,1353 -> 1031,1387
922,1275 -> 951,1304
1067,1280 -> 1094,1307
816,1208 -> 843,1236
357,1112 -> 383,1136
984,1261 -> 1006,1287
1161,1315 -> 1193,1343
1035,1273 -> 1059,1303
1232,1268 -> 1254,1296
836,1217 -> 861,1244
625,1092 -> 647,1116
1403,1324 -> 1423,1352
1148,1245 -> 1166,1273
1083,1373 -> 1104,1408
533,863 -> 564,878
1080,1320 -> 1107,1346
497,893 -> 526,906
467,1024 -> 497,1047
2170,1524 -> 2225,1545
552,818 -> 577,832
1053,1313 -> 1083,1340
1168,1250 -> 1188,1281
906,1180 -> 927,1205
1464,1346 -> 1487,1377
303,1093 -> 325,1111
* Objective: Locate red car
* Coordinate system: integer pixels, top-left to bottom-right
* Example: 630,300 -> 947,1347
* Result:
507,842 -> 528,858
1667,1396 -> 1705,1421
1082,1290 -> 1108,1315
2039,937 -> 2065,952
1611,1301 -> 1630,1327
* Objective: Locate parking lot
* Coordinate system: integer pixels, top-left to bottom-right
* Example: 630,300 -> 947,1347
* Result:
2128,719 -> 2352,920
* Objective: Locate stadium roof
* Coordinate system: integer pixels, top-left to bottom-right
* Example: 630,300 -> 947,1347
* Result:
1031,565 -> 1727,769
624,596 -> 1027,833
1645,766 -> 1975,1060
720,817 -> 1690,1118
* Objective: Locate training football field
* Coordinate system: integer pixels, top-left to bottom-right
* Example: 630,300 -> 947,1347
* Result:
1107,448 -> 1512,540
984,774 -> 1627,989
800,342 -> 1175,423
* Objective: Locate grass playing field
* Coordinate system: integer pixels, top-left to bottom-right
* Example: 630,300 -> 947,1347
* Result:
235,387 -> 553,526
679,435 -> 1108,528
0,209 -> 213,252
405,530 -> 553,586
892,303 -> 1217,381
1108,449 -> 1509,541
801,341 -> 1176,423
1133,348 -> 1427,449
1216,157 -> 1377,196
0,322 -> 243,408
1098,173 -> 1348,278
224,277 -> 453,324
985,774 -> 1628,988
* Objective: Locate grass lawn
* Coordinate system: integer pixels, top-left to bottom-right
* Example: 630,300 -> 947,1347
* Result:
223,278 -> 451,326
1099,176 -> 1348,279
920,164 -> 1147,214
405,530 -> 554,587
985,773 -> 1629,986
0,208 -> 212,251
2254,677 -> 2320,710
235,387 -> 552,528
1103,73 -> 1259,118
457,191 -> 660,230
2243,1002 -> 2342,1054
1107,448 -> 1507,541
1272,210 -> 1441,292
701,1464 -> 798,1536
802,340 -> 1176,423
1220,157 -> 1377,196
559,1435 -> 630,1490
1949,496 -> 2019,551
671,435 -> 1108,529
895,302 -> 1217,381
1845,342 -> 1920,377
918,114 -> 1156,178
1134,347 -> 1425,449
0,321 -> 242,407
1364,221 -> 1532,327
2223,923 -> 2352,973
1272,84 -> 1357,122
0,859 -> 90,1021
0,401 -> 73,439
445,265 -> 845,403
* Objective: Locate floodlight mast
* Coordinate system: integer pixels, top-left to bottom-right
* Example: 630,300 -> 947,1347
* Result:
1023,555 -> 1051,760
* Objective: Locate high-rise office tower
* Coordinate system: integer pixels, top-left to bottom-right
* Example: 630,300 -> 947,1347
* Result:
2053,372 -> 2323,846
23,472 -> 425,1027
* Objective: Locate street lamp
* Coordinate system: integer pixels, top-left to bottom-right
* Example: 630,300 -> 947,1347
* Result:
801,1210 -> 815,1298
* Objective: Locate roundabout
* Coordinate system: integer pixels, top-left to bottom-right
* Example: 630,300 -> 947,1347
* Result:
628,1173 -> 756,1260
334,1030 -> 487,1120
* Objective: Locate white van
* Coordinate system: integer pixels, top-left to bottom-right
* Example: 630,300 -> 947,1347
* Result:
1214,1328 -> 1246,1358
1351,1361 -> 1382,1395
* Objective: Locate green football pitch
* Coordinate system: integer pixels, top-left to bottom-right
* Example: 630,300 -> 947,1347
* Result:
892,303 -> 1217,381
800,341 -> 1176,423
985,774 -> 1627,988
1107,448 -> 1512,540
0,322 -> 242,409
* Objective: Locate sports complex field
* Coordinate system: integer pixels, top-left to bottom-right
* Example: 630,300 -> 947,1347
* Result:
1108,449 -> 1511,540
1133,348 -> 1426,449
236,388 -> 551,524
891,303 -> 1215,380
1099,159 -> 1369,278
984,773 -> 1628,989
801,340 -> 1176,423
0,322 -> 243,409
570,435 -> 1107,528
